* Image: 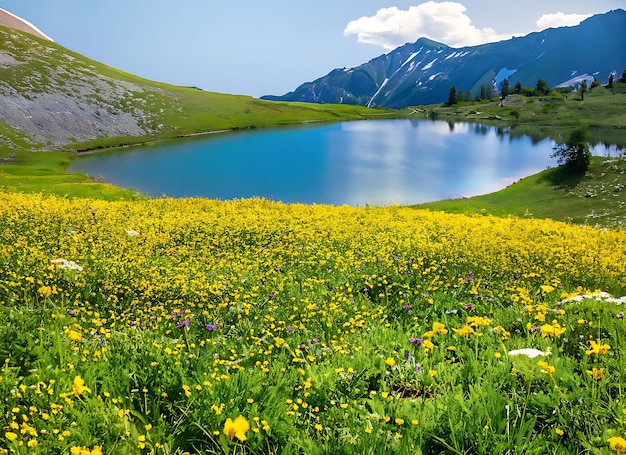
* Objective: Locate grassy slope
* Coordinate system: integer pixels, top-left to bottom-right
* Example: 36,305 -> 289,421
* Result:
410,83 -> 626,227
415,156 -> 626,227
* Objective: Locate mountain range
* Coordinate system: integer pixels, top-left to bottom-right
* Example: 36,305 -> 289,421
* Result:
262,9 -> 626,109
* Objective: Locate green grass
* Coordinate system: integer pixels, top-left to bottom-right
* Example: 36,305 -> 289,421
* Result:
405,82 -> 626,148
415,156 -> 626,228
0,150 -> 141,200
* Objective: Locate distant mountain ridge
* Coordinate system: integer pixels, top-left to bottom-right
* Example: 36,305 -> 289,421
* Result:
262,9 -> 626,108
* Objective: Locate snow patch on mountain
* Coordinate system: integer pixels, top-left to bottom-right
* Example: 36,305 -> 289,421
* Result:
556,73 -> 595,88
422,58 -> 438,71
495,67 -> 517,86
428,72 -> 442,81
367,78 -> 389,107
401,52 -> 421,68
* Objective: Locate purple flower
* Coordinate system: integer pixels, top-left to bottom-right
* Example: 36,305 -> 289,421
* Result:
405,351 -> 410,360
409,337 -> 424,344
285,326 -> 293,332
402,304 -> 413,310
205,322 -> 218,331
415,364 -> 422,373
67,310 -> 75,316
177,319 -> 189,328
463,303 -> 475,310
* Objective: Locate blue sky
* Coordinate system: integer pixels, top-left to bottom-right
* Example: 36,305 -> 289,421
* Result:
2,1 -> 622,97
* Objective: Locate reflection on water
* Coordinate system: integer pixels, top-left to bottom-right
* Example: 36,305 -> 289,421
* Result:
589,143 -> 626,157
68,119 -> 615,206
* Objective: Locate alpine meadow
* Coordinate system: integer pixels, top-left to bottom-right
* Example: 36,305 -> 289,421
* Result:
1,8 -> 626,455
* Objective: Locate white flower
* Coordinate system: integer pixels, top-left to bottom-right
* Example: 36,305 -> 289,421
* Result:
508,348 -> 550,359
51,259 -> 83,272
125,229 -> 140,237
560,292 -> 626,305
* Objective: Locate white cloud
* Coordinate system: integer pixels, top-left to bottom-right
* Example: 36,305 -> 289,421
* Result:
535,12 -> 591,30
344,2 -> 513,50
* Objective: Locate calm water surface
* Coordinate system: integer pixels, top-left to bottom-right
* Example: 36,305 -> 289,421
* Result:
71,120 -> 560,205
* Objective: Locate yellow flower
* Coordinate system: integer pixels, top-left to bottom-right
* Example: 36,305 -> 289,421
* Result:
395,418 -> 404,425
5,432 -> 18,441
385,357 -> 396,367
540,285 -> 555,293
453,325 -> 475,338
556,428 -> 565,436
432,322 -> 448,335
72,376 -> 91,396
608,436 -> 626,452
537,361 -> 555,376
540,321 -> 566,338
466,316 -> 491,327
67,329 -> 83,342
586,340 -> 610,356
38,285 -> 52,298
314,424 -> 323,431
586,367 -> 605,380
223,416 -> 250,442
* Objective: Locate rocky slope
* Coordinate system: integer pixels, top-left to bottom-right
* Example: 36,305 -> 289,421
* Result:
0,24 -> 179,150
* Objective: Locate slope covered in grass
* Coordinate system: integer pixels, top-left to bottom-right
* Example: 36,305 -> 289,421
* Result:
1,192 -> 625,454
0,25 -> 392,153
416,156 -> 626,228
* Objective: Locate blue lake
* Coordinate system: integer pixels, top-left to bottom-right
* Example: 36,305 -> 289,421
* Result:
70,119 -> 562,206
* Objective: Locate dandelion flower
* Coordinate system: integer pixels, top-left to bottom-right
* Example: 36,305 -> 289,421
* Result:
223,416 -> 250,442
608,436 -> 626,452
72,376 -> 91,396
5,432 -> 18,441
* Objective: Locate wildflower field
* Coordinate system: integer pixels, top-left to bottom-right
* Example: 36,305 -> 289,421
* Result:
1,191 -> 625,454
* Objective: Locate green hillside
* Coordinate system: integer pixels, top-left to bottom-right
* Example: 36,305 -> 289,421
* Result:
0,25 -> 393,154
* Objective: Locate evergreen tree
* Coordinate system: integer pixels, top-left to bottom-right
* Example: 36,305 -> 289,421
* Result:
513,81 -> 523,94
502,79 -> 510,98
447,85 -> 457,106
580,80 -> 588,101
536,79 -> 550,95
500,78 -> 510,106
